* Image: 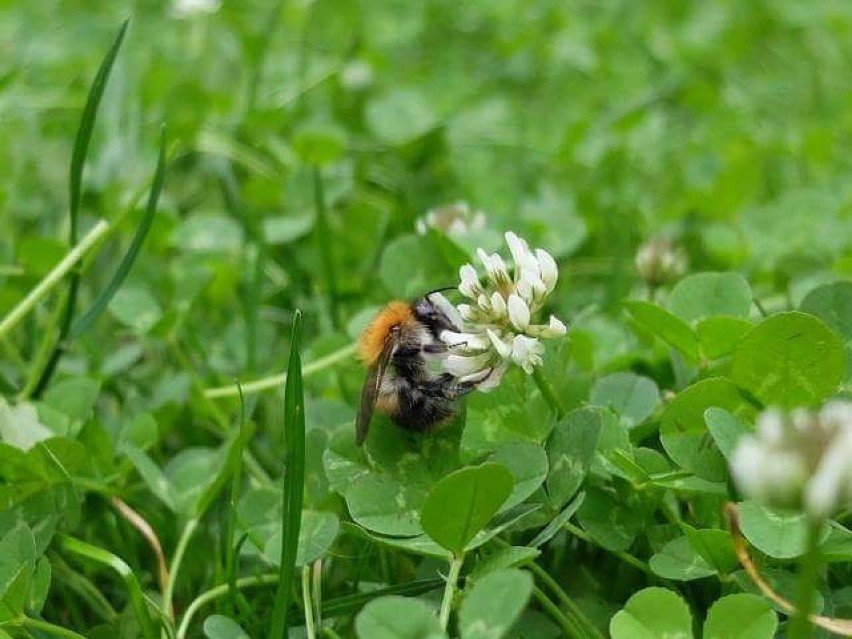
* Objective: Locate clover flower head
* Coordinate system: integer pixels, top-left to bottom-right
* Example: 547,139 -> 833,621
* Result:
730,401 -> 852,518
170,0 -> 221,18
634,237 -> 687,287
416,201 -> 487,238
440,232 -> 566,390
341,60 -> 373,91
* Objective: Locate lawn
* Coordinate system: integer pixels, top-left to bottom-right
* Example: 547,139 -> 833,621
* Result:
3,1 -> 852,638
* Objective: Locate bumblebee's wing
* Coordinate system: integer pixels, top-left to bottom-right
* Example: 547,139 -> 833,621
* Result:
355,338 -> 394,446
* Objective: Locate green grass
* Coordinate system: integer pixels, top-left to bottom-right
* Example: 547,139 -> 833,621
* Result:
3,2 -> 852,638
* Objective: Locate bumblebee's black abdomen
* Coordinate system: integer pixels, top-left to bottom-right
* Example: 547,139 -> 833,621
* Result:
384,373 -> 476,432
390,384 -> 457,432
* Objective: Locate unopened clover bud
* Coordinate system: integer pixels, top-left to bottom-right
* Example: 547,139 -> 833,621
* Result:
635,237 -> 686,287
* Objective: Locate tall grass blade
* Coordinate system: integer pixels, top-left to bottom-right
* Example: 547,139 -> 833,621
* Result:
226,384 -> 249,614
270,310 -> 306,638
69,19 -> 129,241
32,19 -> 129,396
70,125 -> 167,338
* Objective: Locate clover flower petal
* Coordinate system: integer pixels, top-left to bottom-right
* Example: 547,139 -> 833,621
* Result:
444,352 -> 494,378
490,292 -> 507,318
440,330 -> 491,352
507,294 -> 531,331
535,248 -> 558,294
546,315 -> 567,336
527,315 -> 568,339
473,361 -> 508,391
510,335 -> 544,373
459,264 -> 482,299
486,329 -> 513,359
477,249 -> 510,287
416,201 -> 487,237
458,304 -> 477,321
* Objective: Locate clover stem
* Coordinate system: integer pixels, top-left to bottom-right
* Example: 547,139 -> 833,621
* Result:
439,553 -> 464,630
19,617 -> 89,639
0,219 -> 109,340
164,517 -> 199,619
532,367 -> 564,417
531,587 -> 585,639
303,565 -> 317,639
204,343 -> 357,398
789,518 -> 823,639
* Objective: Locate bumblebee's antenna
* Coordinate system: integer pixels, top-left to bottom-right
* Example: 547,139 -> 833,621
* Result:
424,286 -> 457,299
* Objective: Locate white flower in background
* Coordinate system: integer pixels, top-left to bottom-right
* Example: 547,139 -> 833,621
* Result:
634,237 -> 687,287
170,0 -> 221,18
341,60 -> 373,91
440,232 -> 566,391
416,201 -> 487,238
730,401 -> 852,518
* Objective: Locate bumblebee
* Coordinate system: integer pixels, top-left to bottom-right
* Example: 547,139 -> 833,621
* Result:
355,291 -> 485,446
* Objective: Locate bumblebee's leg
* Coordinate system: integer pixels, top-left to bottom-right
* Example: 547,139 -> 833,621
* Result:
422,343 -> 448,354
421,373 -> 477,399
423,339 -> 473,355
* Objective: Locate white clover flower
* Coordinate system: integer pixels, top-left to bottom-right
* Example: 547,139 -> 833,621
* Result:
415,201 -> 487,237
634,237 -> 687,287
730,401 -> 852,518
440,232 -> 566,390
341,60 -> 373,91
170,0 -> 221,18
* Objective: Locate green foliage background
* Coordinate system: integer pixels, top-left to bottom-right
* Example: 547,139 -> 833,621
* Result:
2,1 -> 852,638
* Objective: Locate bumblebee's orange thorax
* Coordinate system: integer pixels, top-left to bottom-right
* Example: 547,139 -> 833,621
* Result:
358,301 -> 414,364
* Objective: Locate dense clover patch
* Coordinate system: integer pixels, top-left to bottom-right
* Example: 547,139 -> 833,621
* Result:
4,4 -> 852,638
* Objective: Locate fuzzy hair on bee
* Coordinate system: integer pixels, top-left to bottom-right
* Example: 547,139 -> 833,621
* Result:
355,291 -> 486,446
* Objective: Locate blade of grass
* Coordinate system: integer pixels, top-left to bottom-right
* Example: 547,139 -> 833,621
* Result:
225,384 -> 248,614
69,126 -> 167,338
69,19 -> 129,240
58,533 -> 160,639
49,552 -> 118,623
31,19 -> 130,397
227,535 -> 254,621
270,309 -> 306,638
